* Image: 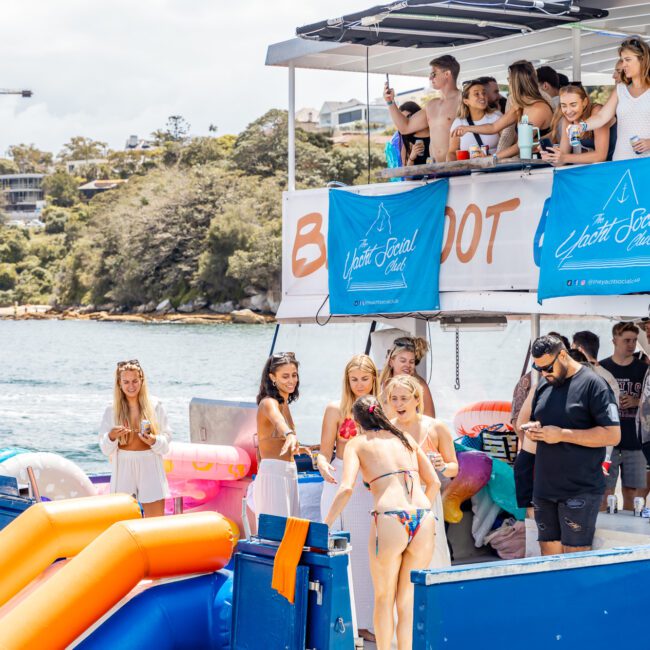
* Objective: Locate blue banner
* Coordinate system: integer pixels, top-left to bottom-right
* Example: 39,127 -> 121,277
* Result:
328,181 -> 448,315
538,158 -> 650,301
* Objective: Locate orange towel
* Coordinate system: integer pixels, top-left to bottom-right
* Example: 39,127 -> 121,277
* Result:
271,517 -> 310,604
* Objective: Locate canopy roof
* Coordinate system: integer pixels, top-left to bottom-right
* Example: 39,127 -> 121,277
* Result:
295,0 -> 607,49
266,0 -> 649,83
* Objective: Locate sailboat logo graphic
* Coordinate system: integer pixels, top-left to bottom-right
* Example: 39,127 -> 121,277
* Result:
558,167 -> 650,271
346,202 -> 408,292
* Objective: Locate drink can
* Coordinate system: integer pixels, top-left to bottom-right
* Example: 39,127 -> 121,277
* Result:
607,494 -> 618,514
140,419 -> 151,436
310,449 -> 320,471
569,125 -> 581,147
634,497 -> 645,516
469,145 -> 481,159
480,145 -> 489,157
630,135 -> 641,154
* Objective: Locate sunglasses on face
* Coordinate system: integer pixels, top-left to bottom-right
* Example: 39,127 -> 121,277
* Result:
532,350 -> 562,373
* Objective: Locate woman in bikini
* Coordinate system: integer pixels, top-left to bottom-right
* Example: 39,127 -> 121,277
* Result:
318,354 -> 378,642
379,336 -> 435,418
324,396 -> 439,650
452,60 -> 553,159
253,352 -> 303,522
386,375 -> 458,568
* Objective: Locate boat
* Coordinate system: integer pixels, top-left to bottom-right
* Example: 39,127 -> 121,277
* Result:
2,1 -> 650,648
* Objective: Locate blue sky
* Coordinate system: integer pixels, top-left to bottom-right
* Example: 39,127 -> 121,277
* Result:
0,1 -> 426,155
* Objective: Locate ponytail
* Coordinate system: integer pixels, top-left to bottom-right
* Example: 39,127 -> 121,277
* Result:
352,396 -> 413,451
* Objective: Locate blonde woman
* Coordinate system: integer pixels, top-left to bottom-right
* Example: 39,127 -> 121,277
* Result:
386,375 -> 457,568
453,60 -> 553,159
99,359 -> 171,517
379,336 -> 435,417
318,354 -> 378,643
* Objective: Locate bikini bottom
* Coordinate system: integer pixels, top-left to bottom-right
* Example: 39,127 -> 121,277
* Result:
371,509 -> 433,555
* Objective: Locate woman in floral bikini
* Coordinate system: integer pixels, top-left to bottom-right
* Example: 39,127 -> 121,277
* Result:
317,354 -> 378,643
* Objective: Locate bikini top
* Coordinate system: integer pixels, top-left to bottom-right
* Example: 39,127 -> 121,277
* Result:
338,417 -> 358,440
363,469 -> 417,497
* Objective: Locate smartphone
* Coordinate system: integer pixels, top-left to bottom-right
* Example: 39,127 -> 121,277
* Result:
385,73 -> 390,88
539,137 -> 554,152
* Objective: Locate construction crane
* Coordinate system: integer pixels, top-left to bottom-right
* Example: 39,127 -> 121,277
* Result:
0,89 -> 32,98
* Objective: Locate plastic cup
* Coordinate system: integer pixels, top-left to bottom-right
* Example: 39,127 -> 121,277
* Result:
457,150 -> 470,160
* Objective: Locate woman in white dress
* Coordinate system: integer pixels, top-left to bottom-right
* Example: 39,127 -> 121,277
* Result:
318,354 -> 378,643
575,37 -> 650,159
385,375 -> 458,568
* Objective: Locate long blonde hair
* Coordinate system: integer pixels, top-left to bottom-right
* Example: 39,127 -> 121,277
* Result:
340,354 -> 378,418
385,375 -> 424,414
550,84 -> 596,144
619,37 -> 650,87
508,60 -> 551,110
378,336 -> 429,387
113,360 -> 158,438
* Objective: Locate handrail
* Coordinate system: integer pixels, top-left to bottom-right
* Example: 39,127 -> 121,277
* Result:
0,512 -> 234,649
0,494 -> 141,608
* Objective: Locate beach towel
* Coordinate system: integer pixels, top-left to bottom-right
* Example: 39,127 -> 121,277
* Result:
271,516 -> 310,603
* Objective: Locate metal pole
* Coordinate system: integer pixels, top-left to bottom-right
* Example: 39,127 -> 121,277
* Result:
530,313 -> 540,388
288,63 -> 296,192
572,27 -> 581,83
26,466 -> 41,501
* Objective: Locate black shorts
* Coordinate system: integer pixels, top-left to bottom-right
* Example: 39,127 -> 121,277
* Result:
514,449 -> 535,508
533,493 -> 602,548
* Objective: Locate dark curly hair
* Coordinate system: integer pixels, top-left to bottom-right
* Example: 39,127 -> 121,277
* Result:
352,396 -> 413,451
256,353 -> 300,405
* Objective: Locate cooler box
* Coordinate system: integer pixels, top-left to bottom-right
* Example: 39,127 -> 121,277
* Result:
232,515 -> 354,650
0,475 -> 33,530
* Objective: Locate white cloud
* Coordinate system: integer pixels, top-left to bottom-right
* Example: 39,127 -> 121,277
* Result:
0,0 -> 427,155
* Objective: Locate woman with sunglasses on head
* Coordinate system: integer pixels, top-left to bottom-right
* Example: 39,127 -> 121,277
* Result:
452,60 -> 553,159
379,336 -> 435,418
325,396 -> 439,650
318,354 -> 379,643
569,37 -> 650,159
99,360 -> 171,517
386,375 -> 457,568
448,80 -> 502,160
253,352 -> 303,521
541,85 -> 615,166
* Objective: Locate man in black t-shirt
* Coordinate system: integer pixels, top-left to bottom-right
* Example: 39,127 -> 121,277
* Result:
518,335 -> 620,555
599,322 -> 649,510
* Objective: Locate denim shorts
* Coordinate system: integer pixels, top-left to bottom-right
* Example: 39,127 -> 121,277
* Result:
533,493 -> 602,548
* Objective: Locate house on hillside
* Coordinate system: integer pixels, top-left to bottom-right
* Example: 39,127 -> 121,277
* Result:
319,99 -> 390,131
0,174 -> 45,225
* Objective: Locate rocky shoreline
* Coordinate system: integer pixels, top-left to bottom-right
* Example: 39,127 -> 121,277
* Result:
0,305 -> 275,325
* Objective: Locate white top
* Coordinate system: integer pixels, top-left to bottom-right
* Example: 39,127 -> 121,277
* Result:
613,83 -> 650,161
451,112 -> 502,153
98,397 -> 172,457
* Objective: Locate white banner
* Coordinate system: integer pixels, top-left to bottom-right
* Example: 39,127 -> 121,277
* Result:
282,169 -> 554,318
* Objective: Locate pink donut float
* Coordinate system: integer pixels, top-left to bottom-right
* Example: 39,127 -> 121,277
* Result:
164,478 -> 221,514
453,400 -> 514,438
163,441 -> 251,481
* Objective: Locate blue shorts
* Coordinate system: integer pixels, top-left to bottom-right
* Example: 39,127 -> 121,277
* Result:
533,493 -> 601,548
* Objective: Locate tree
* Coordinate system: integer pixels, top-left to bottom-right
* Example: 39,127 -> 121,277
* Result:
150,115 -> 191,145
58,136 -> 107,161
0,159 -> 19,174
42,171 -> 82,207
7,144 -> 53,173
0,227 -> 29,263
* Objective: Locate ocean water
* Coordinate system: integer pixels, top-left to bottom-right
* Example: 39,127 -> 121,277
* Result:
0,318 -> 617,474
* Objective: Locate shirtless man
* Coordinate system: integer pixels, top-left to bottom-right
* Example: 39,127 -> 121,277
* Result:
384,54 -> 461,163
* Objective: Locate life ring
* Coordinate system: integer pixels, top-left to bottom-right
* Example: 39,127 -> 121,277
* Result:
163,442 -> 251,481
0,451 -> 96,500
453,400 -> 513,438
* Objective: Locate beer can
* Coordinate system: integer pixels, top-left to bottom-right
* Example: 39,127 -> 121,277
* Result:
469,145 -> 482,159
607,494 -> 618,514
140,419 -> 151,436
569,125 -> 581,147
634,497 -> 645,516
630,135 -> 641,154
480,145 -> 489,157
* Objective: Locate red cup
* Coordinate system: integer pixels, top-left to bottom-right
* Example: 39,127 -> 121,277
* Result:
457,150 -> 470,160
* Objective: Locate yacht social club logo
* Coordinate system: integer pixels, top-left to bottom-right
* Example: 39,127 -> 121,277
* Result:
328,182 -> 447,315
538,159 -> 650,300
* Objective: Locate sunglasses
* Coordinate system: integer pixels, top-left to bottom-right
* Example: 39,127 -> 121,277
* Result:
532,350 -> 562,373
117,359 -> 140,369
271,352 -> 296,361
462,79 -> 484,88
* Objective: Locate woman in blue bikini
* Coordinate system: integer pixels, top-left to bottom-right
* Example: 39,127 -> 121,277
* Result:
324,396 -> 439,650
